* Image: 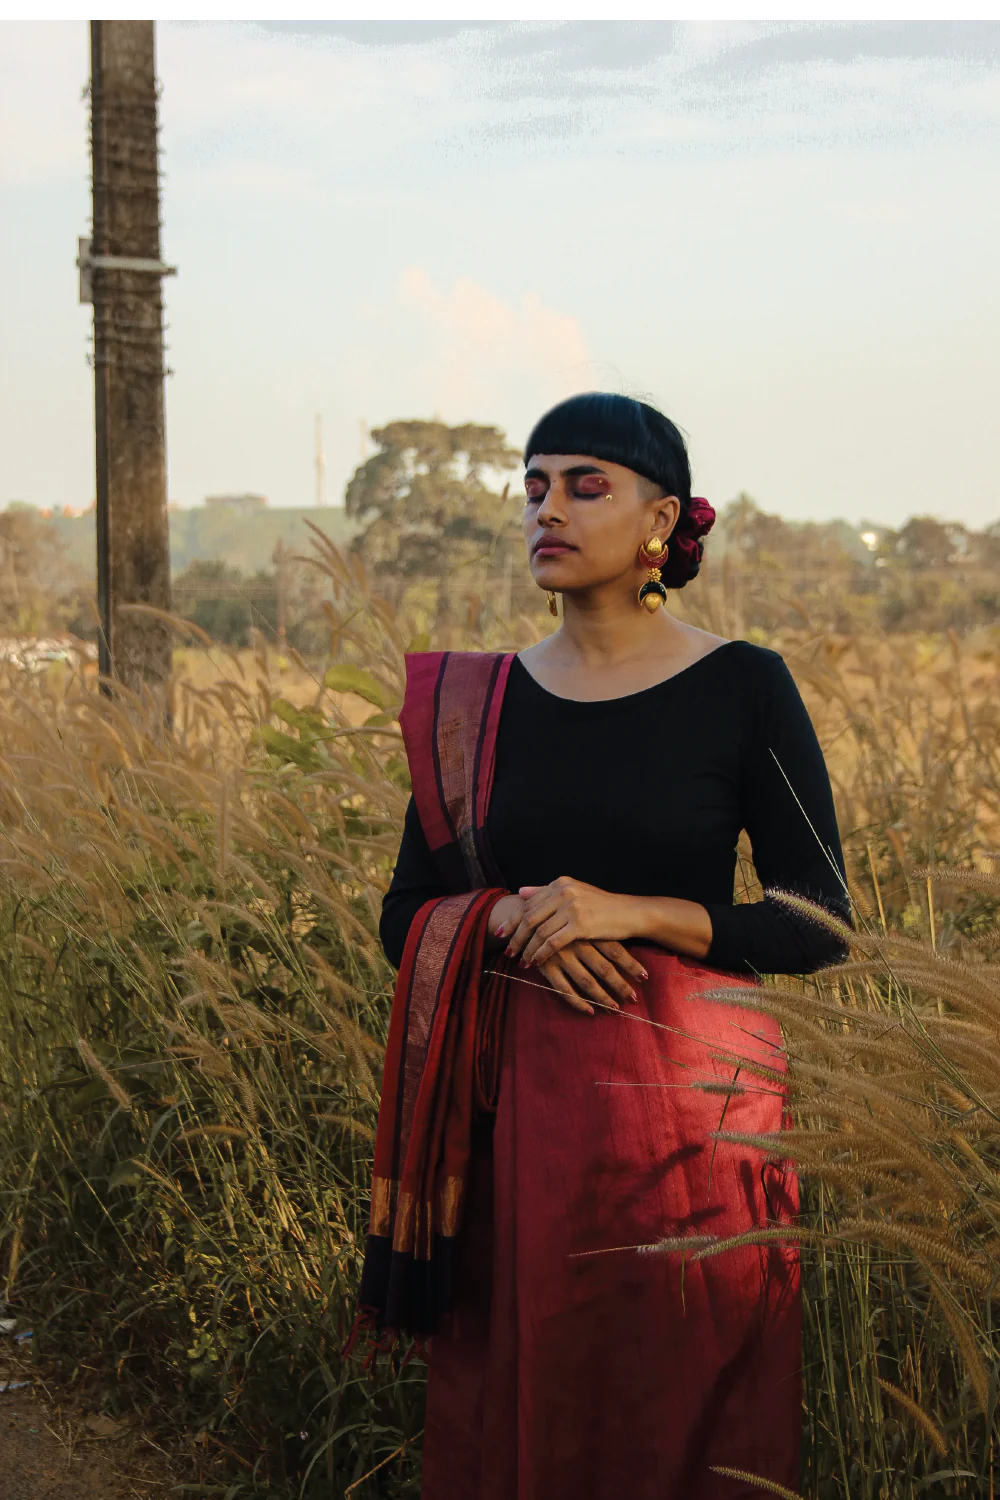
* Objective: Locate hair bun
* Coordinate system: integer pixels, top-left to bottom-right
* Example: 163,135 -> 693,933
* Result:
662,497 -> 716,589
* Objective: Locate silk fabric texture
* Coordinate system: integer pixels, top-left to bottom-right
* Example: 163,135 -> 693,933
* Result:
359,651 -> 801,1500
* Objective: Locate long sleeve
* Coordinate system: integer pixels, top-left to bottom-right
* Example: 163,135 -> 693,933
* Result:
704,656 -> 849,976
379,797 -> 450,969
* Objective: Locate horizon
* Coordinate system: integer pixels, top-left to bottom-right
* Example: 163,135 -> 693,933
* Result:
2,21 -> 999,529
12,487 -> 989,553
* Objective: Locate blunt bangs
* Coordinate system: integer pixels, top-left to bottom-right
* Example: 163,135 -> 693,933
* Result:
523,393 -> 691,505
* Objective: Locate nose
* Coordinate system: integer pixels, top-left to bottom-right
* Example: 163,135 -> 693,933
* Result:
535,480 -> 568,526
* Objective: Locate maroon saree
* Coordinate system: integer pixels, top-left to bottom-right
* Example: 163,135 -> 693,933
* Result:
360,652 -> 801,1500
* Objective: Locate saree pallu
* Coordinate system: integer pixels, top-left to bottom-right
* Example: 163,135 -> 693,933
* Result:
359,652 -> 801,1499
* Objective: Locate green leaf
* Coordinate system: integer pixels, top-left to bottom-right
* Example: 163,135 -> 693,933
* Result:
109,1160 -> 144,1189
68,1079 -> 112,1112
323,665 -> 394,710
257,725 -> 323,771
271,697 -> 312,731
271,698 -> 334,737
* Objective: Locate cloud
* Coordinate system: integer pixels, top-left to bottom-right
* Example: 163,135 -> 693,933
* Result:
7,19 -> 1000,196
251,22 -> 491,49
395,268 -> 593,426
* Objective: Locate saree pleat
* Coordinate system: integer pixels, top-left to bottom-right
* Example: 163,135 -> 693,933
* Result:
423,950 -> 800,1500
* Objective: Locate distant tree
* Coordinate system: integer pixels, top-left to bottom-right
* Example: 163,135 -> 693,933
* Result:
0,504 -> 89,636
882,516 -> 968,571
718,494 -> 858,573
345,419 -> 522,588
969,520 -> 1000,571
172,559 -> 278,647
719,494 -> 791,567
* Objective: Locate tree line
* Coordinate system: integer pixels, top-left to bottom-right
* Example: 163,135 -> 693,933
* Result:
2,419 -> 998,645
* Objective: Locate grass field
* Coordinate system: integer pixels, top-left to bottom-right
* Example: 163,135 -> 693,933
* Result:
0,542 -> 998,1497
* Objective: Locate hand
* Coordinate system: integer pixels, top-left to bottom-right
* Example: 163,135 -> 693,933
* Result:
488,893 -> 527,949
492,892 -> 645,1015
505,877 -> 647,968
535,939 -> 647,1016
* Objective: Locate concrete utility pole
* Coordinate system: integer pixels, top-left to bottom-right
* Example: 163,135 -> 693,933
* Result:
86,20 -> 173,696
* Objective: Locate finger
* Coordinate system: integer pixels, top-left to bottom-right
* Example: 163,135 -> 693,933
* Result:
491,897 -> 525,941
595,940 -> 649,983
504,907 -> 547,956
574,943 -> 637,1004
503,916 -> 533,957
554,951 -> 622,1011
523,889 -> 564,926
504,892 -> 563,956
538,959 -> 594,1016
522,915 -> 573,967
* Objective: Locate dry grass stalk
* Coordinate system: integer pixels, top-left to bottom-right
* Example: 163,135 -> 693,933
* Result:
710,1466 -> 805,1498
0,545 -> 998,1495
76,1038 -> 133,1112
876,1379 -> 949,1457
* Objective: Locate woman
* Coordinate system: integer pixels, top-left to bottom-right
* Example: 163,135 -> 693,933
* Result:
358,393 -> 848,1499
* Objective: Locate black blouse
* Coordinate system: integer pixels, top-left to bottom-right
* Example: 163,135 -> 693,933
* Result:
380,643 -> 849,976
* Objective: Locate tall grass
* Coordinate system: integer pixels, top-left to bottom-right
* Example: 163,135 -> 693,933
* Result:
700,890 -> 1000,1497
0,538 -> 998,1495
0,545 -> 424,1494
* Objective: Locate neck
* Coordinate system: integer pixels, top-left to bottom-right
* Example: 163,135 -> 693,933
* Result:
551,586 -> 682,667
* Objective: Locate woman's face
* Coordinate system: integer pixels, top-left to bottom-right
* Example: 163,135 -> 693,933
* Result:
522,453 -> 680,599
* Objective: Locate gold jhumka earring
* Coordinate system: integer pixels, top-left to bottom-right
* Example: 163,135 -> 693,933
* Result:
546,591 -> 559,618
637,536 -> 668,612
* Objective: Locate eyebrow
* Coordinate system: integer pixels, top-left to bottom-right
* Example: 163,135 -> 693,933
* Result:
523,463 -> 608,481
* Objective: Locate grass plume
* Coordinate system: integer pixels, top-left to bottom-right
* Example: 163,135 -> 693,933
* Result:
0,541 -> 999,1495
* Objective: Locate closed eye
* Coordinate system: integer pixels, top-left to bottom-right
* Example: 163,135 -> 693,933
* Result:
570,473 -> 611,498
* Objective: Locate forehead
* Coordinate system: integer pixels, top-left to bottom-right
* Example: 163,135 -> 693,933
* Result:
524,453 -> 633,478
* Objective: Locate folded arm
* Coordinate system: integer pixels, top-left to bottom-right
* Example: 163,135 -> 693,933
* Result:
504,879 -> 713,966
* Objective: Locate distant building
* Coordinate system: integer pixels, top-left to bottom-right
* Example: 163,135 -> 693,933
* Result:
204,493 -> 268,513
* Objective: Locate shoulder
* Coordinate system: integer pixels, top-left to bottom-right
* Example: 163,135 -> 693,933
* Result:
715,640 -> 795,689
400,651 -> 515,726
712,644 -> 809,737
403,650 -> 512,692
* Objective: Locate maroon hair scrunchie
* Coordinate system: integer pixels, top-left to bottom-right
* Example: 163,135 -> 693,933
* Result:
662,496 -> 716,589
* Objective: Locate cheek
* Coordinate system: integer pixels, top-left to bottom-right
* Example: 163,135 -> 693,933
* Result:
577,512 -> 640,566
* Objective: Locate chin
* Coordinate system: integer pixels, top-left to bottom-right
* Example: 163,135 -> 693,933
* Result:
532,566 -> 576,590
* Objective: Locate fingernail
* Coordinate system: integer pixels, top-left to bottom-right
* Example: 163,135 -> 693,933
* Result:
504,945 -> 513,957
628,989 -> 638,1002
496,924 -> 506,939
639,969 -> 648,981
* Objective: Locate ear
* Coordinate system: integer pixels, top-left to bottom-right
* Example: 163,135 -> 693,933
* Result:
651,494 -> 681,542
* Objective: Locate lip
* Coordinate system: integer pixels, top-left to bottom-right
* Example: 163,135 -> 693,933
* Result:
532,538 -> 576,557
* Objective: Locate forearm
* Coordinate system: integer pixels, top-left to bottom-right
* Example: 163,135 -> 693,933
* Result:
509,878 -> 715,968
629,895 -> 714,960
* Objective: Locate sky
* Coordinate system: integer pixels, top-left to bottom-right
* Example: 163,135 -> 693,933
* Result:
1,20 -> 1000,528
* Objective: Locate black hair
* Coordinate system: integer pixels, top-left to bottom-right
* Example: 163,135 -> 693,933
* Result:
523,392 -> 692,507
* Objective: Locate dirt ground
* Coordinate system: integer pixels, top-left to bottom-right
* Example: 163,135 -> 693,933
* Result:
1,1357 -> 173,1500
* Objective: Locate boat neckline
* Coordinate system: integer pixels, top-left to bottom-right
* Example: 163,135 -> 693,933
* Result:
512,639 -> 745,706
